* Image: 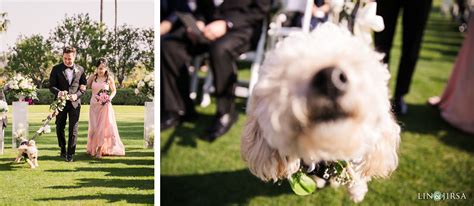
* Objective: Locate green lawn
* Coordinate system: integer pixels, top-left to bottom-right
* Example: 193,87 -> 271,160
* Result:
160,2 -> 474,206
0,105 -> 154,205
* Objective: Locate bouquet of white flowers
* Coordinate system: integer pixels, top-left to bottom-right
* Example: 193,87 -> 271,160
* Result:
4,74 -> 38,101
32,91 -> 70,140
134,73 -> 154,100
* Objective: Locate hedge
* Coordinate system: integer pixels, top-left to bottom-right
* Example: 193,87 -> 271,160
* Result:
4,88 -> 152,105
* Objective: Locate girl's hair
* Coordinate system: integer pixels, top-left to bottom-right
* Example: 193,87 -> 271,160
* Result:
94,57 -> 110,83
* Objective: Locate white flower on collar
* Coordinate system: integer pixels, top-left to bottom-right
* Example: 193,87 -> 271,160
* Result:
354,2 -> 385,45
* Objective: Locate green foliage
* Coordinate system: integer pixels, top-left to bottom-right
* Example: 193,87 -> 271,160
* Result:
5,35 -> 56,88
9,88 -> 152,105
0,105 -> 154,205
49,13 -> 110,75
48,13 -> 153,87
140,28 -> 154,72
289,172 -> 316,196
107,25 -> 143,87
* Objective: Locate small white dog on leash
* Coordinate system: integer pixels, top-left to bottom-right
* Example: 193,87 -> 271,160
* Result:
241,23 -> 400,202
14,139 -> 39,169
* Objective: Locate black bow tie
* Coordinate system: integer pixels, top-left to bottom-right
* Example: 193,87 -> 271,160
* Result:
65,66 -> 73,70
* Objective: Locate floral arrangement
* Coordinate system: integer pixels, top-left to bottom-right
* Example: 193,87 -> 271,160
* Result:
134,73 -> 154,100
288,160 -> 353,196
96,89 -> 111,105
31,91 -> 70,140
4,74 -> 38,102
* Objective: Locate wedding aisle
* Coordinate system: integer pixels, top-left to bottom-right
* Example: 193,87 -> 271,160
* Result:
0,105 -> 153,205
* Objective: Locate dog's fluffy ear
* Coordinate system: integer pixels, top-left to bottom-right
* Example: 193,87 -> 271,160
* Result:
241,114 -> 298,182
363,114 -> 400,178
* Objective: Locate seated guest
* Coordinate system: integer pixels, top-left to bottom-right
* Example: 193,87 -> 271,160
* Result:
161,0 -> 272,142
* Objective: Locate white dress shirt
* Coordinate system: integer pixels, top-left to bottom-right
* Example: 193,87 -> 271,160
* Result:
65,66 -> 74,84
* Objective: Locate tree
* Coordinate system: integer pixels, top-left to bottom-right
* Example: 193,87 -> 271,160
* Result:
107,25 -> 142,87
1,13 -> 10,68
140,28 -> 154,72
6,35 -> 56,88
50,14 -> 110,74
0,12 -> 9,32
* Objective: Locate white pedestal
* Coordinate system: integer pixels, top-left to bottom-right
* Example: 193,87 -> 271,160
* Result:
12,101 -> 28,148
144,102 -> 154,148
0,127 -> 4,154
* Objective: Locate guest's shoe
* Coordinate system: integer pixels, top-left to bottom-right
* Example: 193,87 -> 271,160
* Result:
161,111 -> 199,130
66,155 -> 74,162
161,113 -> 181,130
182,110 -> 199,122
60,152 -> 67,159
393,97 -> 408,116
202,112 -> 238,142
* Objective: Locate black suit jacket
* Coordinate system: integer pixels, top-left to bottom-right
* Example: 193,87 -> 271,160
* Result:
195,0 -> 271,30
49,63 -> 87,108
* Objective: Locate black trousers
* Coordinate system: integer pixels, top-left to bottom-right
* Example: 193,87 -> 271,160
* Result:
56,101 -> 81,155
374,0 -> 432,97
161,26 -> 253,116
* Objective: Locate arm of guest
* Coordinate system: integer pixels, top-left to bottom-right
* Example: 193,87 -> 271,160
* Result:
109,77 -> 117,100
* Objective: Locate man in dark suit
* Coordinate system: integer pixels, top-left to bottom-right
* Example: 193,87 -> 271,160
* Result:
49,46 -> 87,162
161,0 -> 271,142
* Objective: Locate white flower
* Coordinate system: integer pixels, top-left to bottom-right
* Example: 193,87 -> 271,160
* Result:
144,74 -> 152,82
36,127 -> 44,134
134,88 -> 140,95
44,125 -> 51,133
137,81 -> 145,88
149,80 -> 154,87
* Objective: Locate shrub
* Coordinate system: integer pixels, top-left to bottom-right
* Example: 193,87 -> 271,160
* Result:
4,88 -> 152,105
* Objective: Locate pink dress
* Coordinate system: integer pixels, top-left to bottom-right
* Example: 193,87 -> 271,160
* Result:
86,80 -> 126,156
438,18 -> 474,134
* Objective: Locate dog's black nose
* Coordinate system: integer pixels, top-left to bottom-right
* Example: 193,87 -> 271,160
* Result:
310,67 -> 348,98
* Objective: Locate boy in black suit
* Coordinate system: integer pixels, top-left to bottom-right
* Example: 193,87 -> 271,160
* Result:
49,46 -> 87,162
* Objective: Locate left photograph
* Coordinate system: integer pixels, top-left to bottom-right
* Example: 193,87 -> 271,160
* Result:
0,0 -> 154,205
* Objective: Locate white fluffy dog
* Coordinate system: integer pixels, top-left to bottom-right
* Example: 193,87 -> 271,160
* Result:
241,23 -> 400,202
14,139 -> 39,169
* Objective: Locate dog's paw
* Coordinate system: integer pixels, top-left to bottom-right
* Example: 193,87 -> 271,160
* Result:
350,193 -> 365,203
348,180 -> 368,203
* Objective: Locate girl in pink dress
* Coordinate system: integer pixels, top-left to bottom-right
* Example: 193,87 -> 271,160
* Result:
86,58 -> 125,158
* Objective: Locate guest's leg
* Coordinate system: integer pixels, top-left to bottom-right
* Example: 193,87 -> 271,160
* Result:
161,29 -> 195,116
208,30 -> 251,117
394,0 -> 432,97
202,30 -> 252,141
374,0 -> 402,65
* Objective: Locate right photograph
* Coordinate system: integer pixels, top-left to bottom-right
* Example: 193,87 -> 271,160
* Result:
160,0 -> 473,205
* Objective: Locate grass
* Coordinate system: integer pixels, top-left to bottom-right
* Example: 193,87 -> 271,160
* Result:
160,2 -> 474,206
0,105 -> 154,205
